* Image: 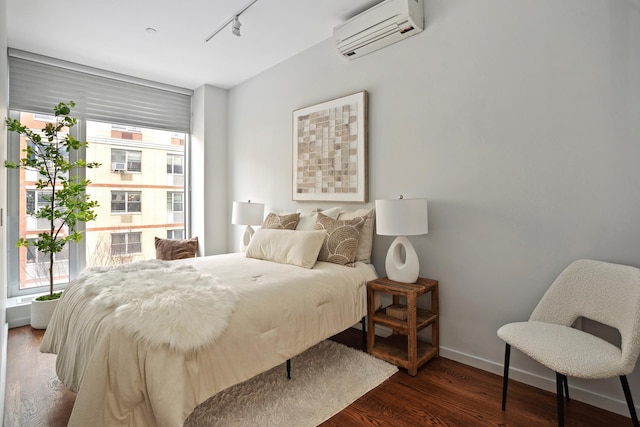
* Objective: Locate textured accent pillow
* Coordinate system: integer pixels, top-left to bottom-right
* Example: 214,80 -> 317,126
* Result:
337,208 -> 375,264
262,212 -> 300,230
155,237 -> 198,260
314,213 -> 365,266
246,229 -> 326,269
296,207 -> 341,230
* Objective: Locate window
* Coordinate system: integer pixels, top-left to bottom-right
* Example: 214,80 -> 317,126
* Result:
167,229 -> 184,240
25,190 -> 61,231
167,192 -> 183,212
7,52 -> 191,297
7,115 -> 189,296
166,153 -> 184,186
86,122 -> 187,269
26,190 -> 36,214
111,191 -> 141,213
111,232 -> 142,255
26,239 -> 69,264
111,149 -> 141,172
167,154 -> 183,175
27,135 -> 70,164
27,190 -> 54,212
166,191 -> 184,224
23,238 -> 70,289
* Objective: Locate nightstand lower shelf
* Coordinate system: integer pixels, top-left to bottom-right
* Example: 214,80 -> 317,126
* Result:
373,307 -> 437,332
369,334 -> 437,375
367,277 -> 439,376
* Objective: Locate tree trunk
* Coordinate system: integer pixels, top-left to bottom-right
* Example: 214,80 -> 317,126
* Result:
49,250 -> 54,296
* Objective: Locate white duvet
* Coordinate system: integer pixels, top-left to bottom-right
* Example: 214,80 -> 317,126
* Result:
41,253 -> 377,427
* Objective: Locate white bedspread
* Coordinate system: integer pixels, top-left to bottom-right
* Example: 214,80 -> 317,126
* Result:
41,253 -> 377,427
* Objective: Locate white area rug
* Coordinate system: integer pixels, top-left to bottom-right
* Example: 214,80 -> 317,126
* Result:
184,340 -> 397,427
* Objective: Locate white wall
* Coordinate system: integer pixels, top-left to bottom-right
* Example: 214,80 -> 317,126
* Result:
0,0 -> 9,419
191,84 -> 229,256
227,0 -> 640,416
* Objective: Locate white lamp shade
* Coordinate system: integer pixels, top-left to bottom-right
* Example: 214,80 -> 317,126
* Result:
231,201 -> 264,226
375,198 -> 428,236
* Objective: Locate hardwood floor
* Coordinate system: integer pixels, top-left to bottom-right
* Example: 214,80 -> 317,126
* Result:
4,326 -> 632,426
4,326 -> 75,427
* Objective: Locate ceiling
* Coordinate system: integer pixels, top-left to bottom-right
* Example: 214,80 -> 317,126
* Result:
7,0 -> 383,91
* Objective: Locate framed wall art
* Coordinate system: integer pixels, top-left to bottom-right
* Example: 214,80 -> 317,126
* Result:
292,91 -> 368,202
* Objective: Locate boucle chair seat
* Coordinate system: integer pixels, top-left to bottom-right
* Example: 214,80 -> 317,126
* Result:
497,259 -> 640,427
498,321 -> 624,379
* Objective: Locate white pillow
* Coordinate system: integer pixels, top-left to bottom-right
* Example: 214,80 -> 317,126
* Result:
246,229 -> 327,269
296,207 -> 341,230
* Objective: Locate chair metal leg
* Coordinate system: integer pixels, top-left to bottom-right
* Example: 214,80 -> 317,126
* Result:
361,317 -> 367,351
561,374 -> 569,401
556,372 -> 565,427
286,359 -> 291,380
502,343 -> 511,411
620,376 -> 639,427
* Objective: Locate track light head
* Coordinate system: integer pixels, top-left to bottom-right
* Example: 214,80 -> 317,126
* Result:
204,0 -> 258,43
232,16 -> 241,37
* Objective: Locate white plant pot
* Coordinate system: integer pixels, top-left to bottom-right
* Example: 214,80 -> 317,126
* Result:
30,297 -> 59,329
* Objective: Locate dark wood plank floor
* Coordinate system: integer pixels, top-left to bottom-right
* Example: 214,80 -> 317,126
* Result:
4,326 -> 632,426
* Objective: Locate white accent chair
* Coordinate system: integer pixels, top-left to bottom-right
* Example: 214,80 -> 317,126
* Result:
497,259 -> 640,427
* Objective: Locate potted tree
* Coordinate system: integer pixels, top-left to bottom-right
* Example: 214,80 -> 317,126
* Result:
5,101 -> 100,329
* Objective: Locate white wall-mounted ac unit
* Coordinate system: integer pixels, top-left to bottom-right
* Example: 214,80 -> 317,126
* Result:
112,162 -> 126,172
334,0 -> 424,60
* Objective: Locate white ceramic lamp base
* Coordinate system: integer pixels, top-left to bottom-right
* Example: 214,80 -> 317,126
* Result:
240,225 -> 255,252
385,235 -> 420,283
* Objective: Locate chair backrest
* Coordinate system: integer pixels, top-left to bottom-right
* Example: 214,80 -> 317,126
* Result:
530,259 -> 640,373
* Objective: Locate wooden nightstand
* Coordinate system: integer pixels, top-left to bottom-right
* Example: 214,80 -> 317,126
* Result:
367,277 -> 439,376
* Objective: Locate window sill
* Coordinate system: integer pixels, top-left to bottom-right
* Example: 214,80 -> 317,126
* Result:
6,294 -> 51,328
6,293 -> 51,308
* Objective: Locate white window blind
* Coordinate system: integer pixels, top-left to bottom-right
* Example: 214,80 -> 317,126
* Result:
8,49 -> 192,133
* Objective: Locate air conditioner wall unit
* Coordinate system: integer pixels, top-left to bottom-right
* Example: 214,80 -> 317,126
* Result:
112,162 -> 126,172
334,0 -> 424,60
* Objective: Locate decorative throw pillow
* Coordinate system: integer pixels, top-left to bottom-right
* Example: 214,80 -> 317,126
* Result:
155,237 -> 198,260
246,229 -> 326,269
262,212 -> 300,230
295,207 -> 341,230
337,208 -> 375,264
314,213 -> 365,266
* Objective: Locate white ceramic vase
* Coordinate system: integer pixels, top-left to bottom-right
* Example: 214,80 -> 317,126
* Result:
30,297 -> 59,329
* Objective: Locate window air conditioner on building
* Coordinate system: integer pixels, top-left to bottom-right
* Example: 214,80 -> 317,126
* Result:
112,162 -> 126,172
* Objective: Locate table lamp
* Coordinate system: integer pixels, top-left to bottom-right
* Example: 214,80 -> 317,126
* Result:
232,200 -> 264,251
375,196 -> 428,283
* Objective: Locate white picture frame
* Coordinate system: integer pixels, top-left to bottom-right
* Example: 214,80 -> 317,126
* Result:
292,91 -> 368,202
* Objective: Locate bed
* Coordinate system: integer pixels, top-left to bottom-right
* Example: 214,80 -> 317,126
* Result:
41,209 -> 377,427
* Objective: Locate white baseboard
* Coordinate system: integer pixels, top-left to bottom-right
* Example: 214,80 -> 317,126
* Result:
5,297 -> 31,328
1,322 -> 8,425
5,307 -> 30,329
439,345 -> 636,418
358,318 -> 636,418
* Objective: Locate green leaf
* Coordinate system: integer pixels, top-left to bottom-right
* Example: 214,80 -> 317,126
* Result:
54,102 -> 72,116
6,100 -> 100,289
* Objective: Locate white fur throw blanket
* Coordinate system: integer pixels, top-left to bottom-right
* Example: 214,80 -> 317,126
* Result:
78,259 -> 238,352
